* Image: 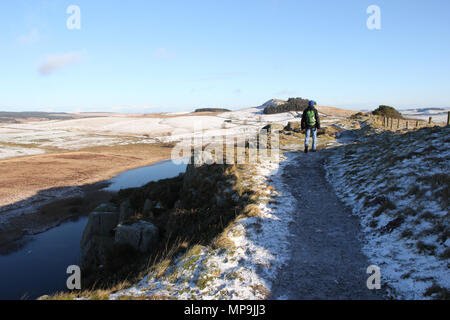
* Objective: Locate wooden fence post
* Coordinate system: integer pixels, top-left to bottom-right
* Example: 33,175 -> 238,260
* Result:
390,118 -> 393,130
406,121 -> 408,130
397,118 -> 400,129
447,111 -> 450,126
429,117 -> 432,124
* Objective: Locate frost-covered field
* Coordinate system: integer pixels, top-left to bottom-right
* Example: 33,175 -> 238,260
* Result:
0,145 -> 45,159
325,126 -> 449,299
0,100 -> 356,161
109,155 -> 295,300
0,107 -> 301,160
1,104 -> 351,160
401,108 -> 450,124
0,127 -> 129,154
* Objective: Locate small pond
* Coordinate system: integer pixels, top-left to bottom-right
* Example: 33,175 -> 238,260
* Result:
0,159 -> 187,300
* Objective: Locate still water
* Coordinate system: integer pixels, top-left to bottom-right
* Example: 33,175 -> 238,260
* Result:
0,159 -> 187,300
104,159 -> 187,191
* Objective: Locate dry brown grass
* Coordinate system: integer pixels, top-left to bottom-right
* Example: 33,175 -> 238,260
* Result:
243,203 -> 262,217
42,278 -> 133,300
211,232 -> 236,250
317,106 -> 360,117
0,143 -> 174,208
0,142 -> 176,248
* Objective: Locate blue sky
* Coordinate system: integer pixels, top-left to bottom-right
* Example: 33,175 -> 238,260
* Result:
0,0 -> 449,113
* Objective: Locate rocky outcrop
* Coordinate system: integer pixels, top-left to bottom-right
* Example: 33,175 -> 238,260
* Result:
115,221 -> 159,252
81,201 -> 159,270
81,203 -> 119,242
263,97 -> 311,114
119,199 -> 134,223
80,155 -> 235,272
80,203 -> 119,269
284,121 -> 301,132
143,199 -> 154,219
261,123 -> 285,132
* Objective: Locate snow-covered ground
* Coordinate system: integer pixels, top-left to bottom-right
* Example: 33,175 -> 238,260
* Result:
0,145 -> 45,159
401,108 -> 449,124
0,127 -> 128,153
1,98 -> 359,160
109,155 -> 296,300
325,126 -> 449,299
0,105 -> 300,160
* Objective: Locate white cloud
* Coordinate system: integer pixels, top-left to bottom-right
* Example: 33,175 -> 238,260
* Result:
38,51 -> 86,75
18,28 -> 41,45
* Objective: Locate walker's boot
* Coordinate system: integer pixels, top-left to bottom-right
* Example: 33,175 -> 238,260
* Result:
304,146 -> 308,154
312,149 -> 317,152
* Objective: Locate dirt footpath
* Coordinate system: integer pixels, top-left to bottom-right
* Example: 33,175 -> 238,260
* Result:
270,152 -> 386,299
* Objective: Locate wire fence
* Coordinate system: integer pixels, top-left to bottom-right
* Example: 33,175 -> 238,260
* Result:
376,112 -> 450,131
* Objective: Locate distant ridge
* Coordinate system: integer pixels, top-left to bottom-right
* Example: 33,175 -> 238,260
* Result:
194,108 -> 231,113
0,111 -> 70,120
416,107 -> 446,112
0,111 -> 95,124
